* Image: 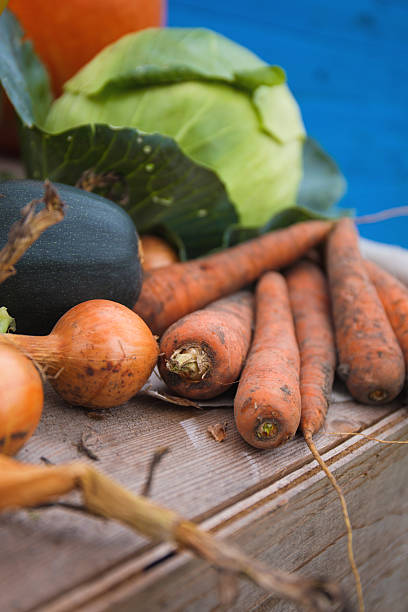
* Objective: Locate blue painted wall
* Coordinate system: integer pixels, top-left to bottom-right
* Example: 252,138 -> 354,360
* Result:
168,1 -> 408,247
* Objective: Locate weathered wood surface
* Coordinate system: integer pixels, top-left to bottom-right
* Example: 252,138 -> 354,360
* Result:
0,379 -> 407,612
82,412 -> 408,612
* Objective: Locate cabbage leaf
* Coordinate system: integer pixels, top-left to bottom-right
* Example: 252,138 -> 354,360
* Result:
0,11 -> 346,258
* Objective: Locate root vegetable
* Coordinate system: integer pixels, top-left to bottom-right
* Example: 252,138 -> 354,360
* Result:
286,260 -> 336,437
365,259 -> 408,371
286,260 -> 364,612
159,291 -> 254,399
234,272 -> 301,449
140,235 -> 179,270
0,299 -> 158,409
134,220 -> 333,335
0,344 -> 43,455
326,218 -> 405,404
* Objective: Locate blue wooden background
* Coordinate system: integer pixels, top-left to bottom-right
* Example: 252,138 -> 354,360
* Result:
168,1 -> 408,247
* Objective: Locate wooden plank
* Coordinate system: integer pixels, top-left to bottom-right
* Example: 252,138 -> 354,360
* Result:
37,410 -> 408,612
0,378 -> 406,611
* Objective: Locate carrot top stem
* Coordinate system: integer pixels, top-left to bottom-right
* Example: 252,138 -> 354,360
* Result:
304,431 -> 364,612
256,420 -> 279,441
166,344 -> 212,381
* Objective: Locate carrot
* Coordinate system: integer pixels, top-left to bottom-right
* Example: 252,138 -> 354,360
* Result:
140,235 -> 179,270
365,259 -> 408,371
0,299 -> 158,409
326,218 -> 405,404
0,343 -> 43,456
286,260 -> 364,612
134,220 -> 333,335
286,260 -> 336,437
158,291 -> 254,399
234,272 -> 301,449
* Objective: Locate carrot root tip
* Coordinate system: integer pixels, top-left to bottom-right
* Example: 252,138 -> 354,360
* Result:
368,388 -> 389,403
166,345 -> 212,382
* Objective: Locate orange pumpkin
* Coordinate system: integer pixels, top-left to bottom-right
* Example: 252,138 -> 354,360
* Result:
1,0 -> 165,154
9,0 -> 166,95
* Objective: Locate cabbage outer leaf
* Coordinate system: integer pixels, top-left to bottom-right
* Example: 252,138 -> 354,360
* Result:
45,28 -> 307,227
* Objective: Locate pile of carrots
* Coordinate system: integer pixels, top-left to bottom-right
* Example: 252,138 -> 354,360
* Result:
3,217 -> 408,458
138,217 -> 408,451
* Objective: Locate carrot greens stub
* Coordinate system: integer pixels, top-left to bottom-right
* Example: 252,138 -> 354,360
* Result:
165,344 -> 212,382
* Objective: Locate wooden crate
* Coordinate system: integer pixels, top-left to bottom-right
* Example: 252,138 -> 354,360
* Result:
1,381 -> 407,612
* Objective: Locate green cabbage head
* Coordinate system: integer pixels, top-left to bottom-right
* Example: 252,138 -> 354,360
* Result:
44,28 -> 307,228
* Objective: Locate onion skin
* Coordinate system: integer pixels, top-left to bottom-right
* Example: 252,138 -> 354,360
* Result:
2,300 -> 159,409
0,344 -> 43,456
140,235 -> 179,270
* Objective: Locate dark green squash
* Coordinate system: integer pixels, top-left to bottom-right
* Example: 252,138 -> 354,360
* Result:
0,180 -> 142,334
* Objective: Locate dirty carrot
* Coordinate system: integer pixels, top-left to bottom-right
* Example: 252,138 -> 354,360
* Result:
0,343 -> 43,456
365,259 -> 408,371
0,299 -> 158,409
286,260 -> 336,436
134,220 -> 333,335
234,272 -> 301,449
159,291 -> 254,399
326,218 -> 405,404
0,455 -> 345,611
286,260 -> 364,612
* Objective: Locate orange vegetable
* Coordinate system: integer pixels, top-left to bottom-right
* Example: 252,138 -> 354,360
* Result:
158,291 -> 254,399
0,0 -> 165,154
234,272 -> 301,449
8,0 -> 165,95
286,260 -> 336,437
287,259 -> 363,611
365,259 -> 408,370
0,299 -> 158,408
326,218 -> 405,404
0,343 -> 43,455
134,220 -> 333,336
140,235 -> 179,271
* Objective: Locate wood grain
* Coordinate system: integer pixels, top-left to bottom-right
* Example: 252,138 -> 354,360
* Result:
0,378 -> 407,611
35,410 -> 408,612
